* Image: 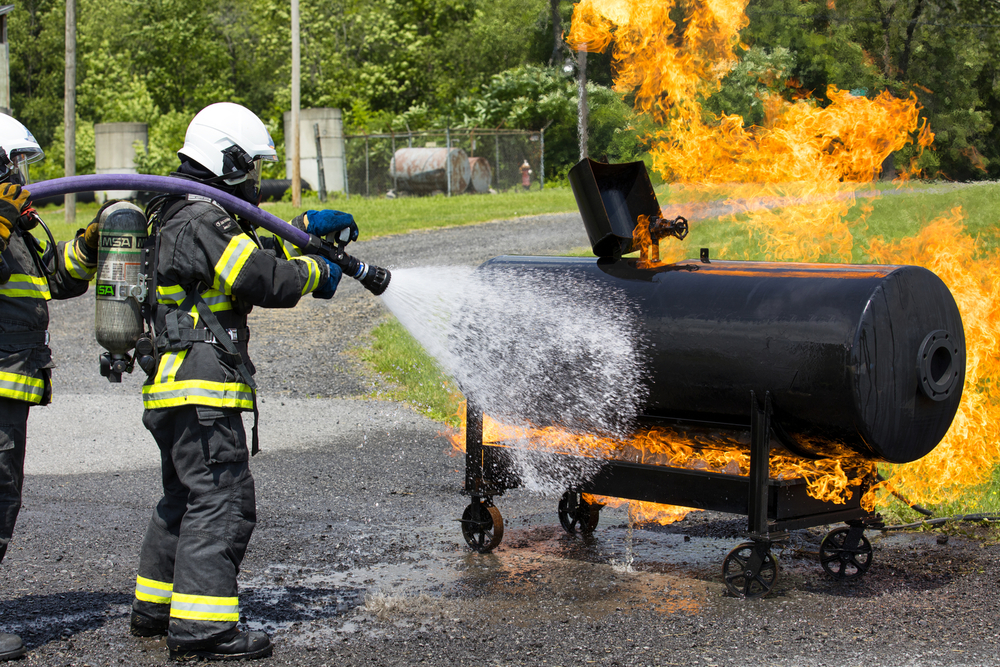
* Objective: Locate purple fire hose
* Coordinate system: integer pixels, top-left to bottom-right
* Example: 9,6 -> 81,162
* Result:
26,173 -> 390,295
28,173 -> 312,247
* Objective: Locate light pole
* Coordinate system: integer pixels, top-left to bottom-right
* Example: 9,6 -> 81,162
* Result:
64,0 -> 76,223
577,45 -> 588,160
291,0 -> 301,207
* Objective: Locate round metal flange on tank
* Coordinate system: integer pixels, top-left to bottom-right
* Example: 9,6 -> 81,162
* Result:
916,329 -> 961,401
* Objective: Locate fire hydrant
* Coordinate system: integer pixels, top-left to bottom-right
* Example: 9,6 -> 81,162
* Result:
520,160 -> 533,191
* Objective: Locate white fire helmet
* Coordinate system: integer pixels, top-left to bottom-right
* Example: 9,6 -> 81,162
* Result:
0,113 -> 44,185
178,102 -> 277,193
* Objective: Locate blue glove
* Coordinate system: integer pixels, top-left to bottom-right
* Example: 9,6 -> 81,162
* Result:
306,209 -> 359,244
313,256 -> 343,299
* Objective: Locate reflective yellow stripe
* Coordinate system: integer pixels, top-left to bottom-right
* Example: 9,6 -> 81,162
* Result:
290,256 -> 322,294
0,273 -> 51,300
213,235 -> 255,294
281,237 -> 303,259
0,370 -> 45,403
135,575 -> 173,605
199,288 -> 233,312
142,379 -> 254,410
157,285 -> 233,312
63,240 -> 96,281
170,592 -> 239,622
156,350 -> 188,385
156,284 -> 186,303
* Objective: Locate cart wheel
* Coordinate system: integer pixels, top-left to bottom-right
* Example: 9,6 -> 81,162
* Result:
722,542 -> 778,599
461,501 -> 504,553
558,491 -> 601,534
819,526 -> 873,580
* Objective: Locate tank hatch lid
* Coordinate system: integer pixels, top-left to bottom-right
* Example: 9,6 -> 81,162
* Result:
568,158 -> 660,258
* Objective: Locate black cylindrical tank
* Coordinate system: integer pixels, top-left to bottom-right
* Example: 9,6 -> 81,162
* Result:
482,255 -> 965,464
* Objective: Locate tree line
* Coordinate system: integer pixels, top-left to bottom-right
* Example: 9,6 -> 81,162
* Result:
8,0 -> 1000,184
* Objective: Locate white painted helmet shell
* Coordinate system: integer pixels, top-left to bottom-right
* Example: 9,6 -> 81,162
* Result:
0,113 -> 44,164
178,102 -> 277,179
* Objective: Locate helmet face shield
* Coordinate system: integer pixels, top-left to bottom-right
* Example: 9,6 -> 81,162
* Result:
13,154 -> 29,185
248,157 -> 263,192
0,150 -> 30,185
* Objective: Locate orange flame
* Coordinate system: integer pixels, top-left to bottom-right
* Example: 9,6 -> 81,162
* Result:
450,405 -> 874,524
866,209 -> 1000,504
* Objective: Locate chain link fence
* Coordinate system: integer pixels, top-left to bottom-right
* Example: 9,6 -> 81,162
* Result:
339,129 -> 545,198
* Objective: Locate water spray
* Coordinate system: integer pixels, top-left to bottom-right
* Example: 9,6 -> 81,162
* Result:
27,174 -> 391,295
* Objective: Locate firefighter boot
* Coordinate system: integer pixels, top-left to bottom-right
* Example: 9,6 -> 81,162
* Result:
130,609 -> 169,638
0,633 -> 26,661
168,629 -> 272,661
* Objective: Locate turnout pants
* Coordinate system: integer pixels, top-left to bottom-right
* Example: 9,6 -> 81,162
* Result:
0,398 -> 30,567
132,406 -> 257,646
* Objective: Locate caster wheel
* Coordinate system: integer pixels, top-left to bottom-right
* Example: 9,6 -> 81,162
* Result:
558,491 -> 601,534
820,526 -> 873,580
461,501 -> 504,553
722,542 -> 778,599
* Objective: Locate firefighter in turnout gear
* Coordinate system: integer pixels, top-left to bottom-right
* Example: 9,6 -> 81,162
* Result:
0,115 -> 98,662
129,103 -> 342,662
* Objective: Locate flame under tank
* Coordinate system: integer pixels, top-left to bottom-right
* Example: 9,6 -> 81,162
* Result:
482,255 -> 965,465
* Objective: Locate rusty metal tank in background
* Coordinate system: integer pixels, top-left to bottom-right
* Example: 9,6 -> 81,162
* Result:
467,157 -> 493,193
389,147 -> 471,195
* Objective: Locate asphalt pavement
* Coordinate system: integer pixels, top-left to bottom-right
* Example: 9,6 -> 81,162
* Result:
1,210 -> 997,667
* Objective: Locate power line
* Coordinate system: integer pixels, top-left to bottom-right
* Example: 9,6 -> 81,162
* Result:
746,7 -> 1000,30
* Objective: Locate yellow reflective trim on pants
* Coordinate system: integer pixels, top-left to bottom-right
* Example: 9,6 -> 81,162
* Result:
135,575 -> 173,605
170,592 -> 239,622
142,379 -> 254,410
0,370 -> 45,404
156,350 -> 188,385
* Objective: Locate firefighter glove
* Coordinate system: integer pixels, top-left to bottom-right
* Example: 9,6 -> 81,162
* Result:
0,183 -> 29,252
84,220 -> 100,249
312,255 -> 342,300
305,209 -> 359,244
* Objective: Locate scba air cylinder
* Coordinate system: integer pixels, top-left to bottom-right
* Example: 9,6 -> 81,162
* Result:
95,201 -> 147,381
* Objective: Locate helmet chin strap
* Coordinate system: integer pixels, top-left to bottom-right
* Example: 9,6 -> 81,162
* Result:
214,145 -> 260,204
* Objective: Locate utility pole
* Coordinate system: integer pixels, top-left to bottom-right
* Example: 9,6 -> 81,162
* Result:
290,0 -> 301,207
577,45 -> 588,160
64,0 -> 76,223
549,0 -> 563,66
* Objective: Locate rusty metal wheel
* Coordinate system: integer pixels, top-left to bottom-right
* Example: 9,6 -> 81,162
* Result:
722,542 -> 778,599
558,491 -> 601,534
461,501 -> 504,553
820,526 -> 873,580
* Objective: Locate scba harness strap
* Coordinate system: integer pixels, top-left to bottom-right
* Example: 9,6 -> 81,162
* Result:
142,195 -> 261,455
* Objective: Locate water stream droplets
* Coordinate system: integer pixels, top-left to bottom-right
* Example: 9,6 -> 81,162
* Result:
381,265 -> 647,494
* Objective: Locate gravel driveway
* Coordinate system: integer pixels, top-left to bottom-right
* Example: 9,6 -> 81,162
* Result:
0,211 -> 997,667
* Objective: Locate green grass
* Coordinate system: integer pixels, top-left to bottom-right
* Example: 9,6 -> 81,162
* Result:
32,200 -> 105,242
647,180 -> 1000,263
31,187 -> 579,243
878,465 -> 1000,539
261,188 -> 578,240
359,319 -> 463,426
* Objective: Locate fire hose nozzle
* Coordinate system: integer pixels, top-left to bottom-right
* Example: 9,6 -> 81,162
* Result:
357,262 -> 392,295
305,234 -> 392,296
